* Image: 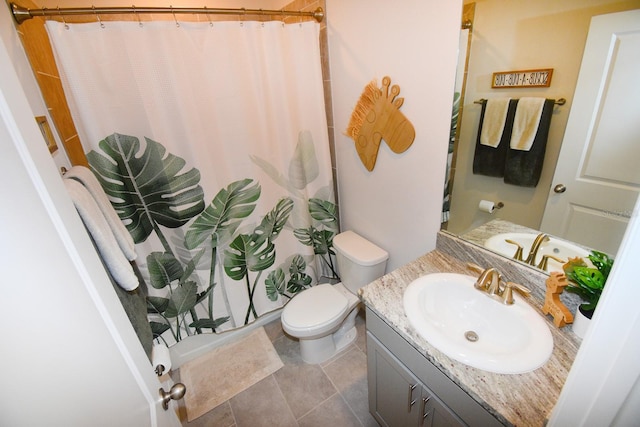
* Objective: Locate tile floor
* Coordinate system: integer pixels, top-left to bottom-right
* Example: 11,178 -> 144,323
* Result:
175,310 -> 379,427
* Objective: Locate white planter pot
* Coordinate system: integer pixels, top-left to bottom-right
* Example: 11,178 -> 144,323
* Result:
572,306 -> 593,339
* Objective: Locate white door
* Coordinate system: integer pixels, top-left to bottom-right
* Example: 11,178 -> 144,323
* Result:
0,33 -> 180,427
540,9 -> 640,256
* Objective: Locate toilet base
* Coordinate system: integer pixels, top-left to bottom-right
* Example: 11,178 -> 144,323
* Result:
298,307 -> 359,364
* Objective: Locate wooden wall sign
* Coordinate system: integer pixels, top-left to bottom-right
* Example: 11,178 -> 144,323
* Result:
346,76 -> 415,171
492,68 -> 553,88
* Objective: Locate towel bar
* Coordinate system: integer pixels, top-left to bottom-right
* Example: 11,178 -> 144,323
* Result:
474,98 -> 566,106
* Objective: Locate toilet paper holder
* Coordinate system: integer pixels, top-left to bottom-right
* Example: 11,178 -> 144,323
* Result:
478,200 -> 504,214
151,340 -> 172,377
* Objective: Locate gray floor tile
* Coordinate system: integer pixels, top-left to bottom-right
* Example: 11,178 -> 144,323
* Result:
180,401 -> 236,427
340,376 -> 378,427
298,394 -> 362,427
274,362 -> 338,418
320,343 -> 359,368
229,376 -> 297,427
273,332 -> 306,366
263,318 -> 285,343
180,313 -> 380,427
323,347 -> 368,392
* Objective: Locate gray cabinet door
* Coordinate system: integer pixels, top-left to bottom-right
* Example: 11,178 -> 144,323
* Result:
421,388 -> 465,427
368,332 -> 422,427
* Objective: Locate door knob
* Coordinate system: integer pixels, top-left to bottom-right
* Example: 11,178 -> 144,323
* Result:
553,184 -> 567,193
159,383 -> 186,410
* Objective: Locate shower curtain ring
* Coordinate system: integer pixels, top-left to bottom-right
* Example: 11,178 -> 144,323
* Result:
92,5 -> 105,28
57,6 -> 69,30
203,6 -> 213,27
133,5 -> 142,27
170,5 -> 180,28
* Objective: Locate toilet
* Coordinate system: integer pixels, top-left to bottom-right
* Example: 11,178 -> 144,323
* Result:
281,230 -> 388,364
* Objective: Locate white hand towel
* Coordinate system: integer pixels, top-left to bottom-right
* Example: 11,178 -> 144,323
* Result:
64,179 -> 139,291
510,97 -> 546,151
480,98 -> 511,148
65,166 -> 136,261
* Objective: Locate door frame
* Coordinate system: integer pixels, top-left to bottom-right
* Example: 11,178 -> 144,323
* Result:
0,12 -> 180,425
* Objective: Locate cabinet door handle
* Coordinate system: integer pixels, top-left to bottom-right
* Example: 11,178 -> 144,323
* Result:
419,396 -> 431,426
407,383 -> 418,411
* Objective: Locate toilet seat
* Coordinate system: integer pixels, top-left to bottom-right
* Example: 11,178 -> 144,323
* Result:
282,284 -> 349,335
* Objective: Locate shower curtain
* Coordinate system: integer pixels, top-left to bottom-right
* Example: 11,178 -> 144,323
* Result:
46,19 -> 337,344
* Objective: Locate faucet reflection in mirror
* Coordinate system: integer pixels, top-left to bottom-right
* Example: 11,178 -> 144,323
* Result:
461,219 -> 593,275
505,232 -> 565,269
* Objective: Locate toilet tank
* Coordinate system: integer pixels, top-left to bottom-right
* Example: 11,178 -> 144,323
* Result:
333,231 -> 389,294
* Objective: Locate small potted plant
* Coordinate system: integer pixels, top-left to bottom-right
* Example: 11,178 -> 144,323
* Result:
563,250 -> 614,338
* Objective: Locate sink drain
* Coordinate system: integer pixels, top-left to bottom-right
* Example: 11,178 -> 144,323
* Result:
465,331 -> 479,342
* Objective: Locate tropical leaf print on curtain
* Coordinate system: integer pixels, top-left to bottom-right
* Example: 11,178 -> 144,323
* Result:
87,133 -> 205,250
251,131 -> 340,281
48,20 -> 335,344
223,197 -> 294,324
87,133 -> 331,341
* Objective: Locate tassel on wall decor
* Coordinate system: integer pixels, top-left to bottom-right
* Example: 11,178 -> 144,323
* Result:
346,76 -> 415,171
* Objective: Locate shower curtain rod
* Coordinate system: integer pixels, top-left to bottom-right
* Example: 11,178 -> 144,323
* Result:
9,2 -> 324,25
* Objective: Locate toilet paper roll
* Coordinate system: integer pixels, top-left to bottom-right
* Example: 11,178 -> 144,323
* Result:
151,341 -> 171,376
478,200 -> 496,214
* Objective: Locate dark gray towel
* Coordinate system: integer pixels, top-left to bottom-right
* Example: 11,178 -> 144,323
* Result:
472,99 -> 518,177
504,99 -> 555,187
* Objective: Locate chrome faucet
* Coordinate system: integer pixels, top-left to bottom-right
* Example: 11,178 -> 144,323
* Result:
467,263 -> 531,305
524,233 -> 549,266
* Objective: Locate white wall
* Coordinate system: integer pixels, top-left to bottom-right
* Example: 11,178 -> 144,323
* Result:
326,0 -> 462,271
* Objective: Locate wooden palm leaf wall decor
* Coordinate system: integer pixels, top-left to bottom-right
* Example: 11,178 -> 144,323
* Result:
346,76 -> 416,171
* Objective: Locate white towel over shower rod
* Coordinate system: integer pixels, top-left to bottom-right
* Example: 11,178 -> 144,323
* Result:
9,2 -> 324,25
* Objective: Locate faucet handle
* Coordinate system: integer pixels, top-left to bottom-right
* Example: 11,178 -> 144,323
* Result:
466,262 -> 484,274
502,282 -> 531,305
504,239 -> 524,261
536,254 -> 566,271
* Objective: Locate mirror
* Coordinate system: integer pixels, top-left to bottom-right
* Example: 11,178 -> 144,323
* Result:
443,0 -> 640,272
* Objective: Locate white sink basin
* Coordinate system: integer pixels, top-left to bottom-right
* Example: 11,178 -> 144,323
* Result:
403,273 -> 553,374
484,232 -> 590,272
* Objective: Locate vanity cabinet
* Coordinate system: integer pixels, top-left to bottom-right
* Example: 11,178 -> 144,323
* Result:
368,331 -> 463,426
366,308 -> 504,427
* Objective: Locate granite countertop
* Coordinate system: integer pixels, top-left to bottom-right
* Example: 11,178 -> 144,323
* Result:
359,246 -> 581,426
460,218 -> 539,247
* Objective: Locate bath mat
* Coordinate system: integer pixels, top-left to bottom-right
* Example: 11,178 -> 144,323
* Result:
179,327 -> 283,421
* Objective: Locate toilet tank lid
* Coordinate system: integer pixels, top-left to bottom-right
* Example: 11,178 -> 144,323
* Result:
333,231 -> 389,266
